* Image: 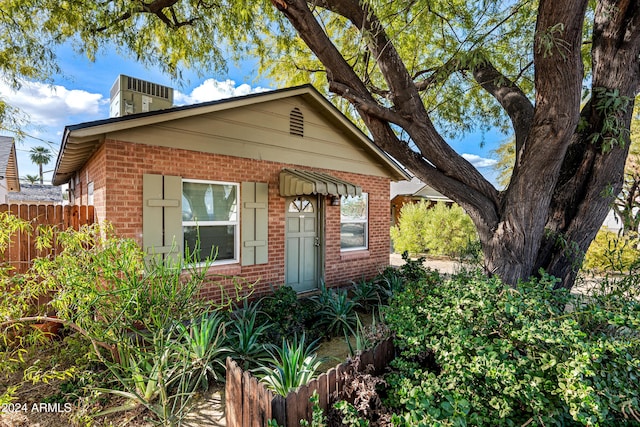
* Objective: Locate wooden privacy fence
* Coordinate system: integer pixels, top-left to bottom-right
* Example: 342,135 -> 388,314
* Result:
0,204 -> 95,274
225,338 -> 395,427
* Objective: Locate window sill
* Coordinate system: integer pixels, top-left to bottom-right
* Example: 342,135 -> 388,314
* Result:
183,262 -> 242,276
340,249 -> 370,261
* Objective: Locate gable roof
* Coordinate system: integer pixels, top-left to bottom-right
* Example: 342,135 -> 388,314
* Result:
52,84 -> 410,185
0,136 -> 20,192
391,176 -> 451,202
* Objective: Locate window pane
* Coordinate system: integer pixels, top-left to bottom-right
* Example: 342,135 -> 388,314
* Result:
184,225 -> 236,262
340,223 -> 365,249
341,194 -> 367,221
182,182 -> 237,222
289,197 -> 314,213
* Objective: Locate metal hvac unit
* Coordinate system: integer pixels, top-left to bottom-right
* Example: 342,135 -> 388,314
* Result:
109,75 -> 174,117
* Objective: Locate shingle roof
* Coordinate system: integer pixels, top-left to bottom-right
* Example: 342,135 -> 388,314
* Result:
6,184 -> 63,203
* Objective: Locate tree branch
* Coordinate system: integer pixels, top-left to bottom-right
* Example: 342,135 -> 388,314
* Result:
293,0 -> 499,208
472,60 -> 534,168
1,316 -> 117,363
329,81 -> 410,126
94,0 -> 197,32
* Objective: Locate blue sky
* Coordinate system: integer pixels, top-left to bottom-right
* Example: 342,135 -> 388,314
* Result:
0,44 -> 503,185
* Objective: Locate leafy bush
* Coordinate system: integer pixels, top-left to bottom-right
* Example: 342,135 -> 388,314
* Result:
0,215 -> 255,424
582,228 -> 640,272
384,271 -> 640,426
257,285 -> 319,343
391,201 -> 430,255
391,201 -> 478,258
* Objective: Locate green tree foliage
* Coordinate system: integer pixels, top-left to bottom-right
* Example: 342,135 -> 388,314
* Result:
28,146 -> 52,184
391,201 -> 478,258
22,174 -> 39,184
491,138 -> 515,190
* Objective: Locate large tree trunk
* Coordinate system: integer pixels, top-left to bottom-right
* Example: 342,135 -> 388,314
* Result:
275,0 -> 640,289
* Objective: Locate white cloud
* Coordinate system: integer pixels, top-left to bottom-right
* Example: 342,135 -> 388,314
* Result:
174,78 -> 271,105
462,153 -> 498,168
0,81 -> 104,127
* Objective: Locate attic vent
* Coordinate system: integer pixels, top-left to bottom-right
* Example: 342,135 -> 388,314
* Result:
126,76 -> 171,99
289,107 -> 304,137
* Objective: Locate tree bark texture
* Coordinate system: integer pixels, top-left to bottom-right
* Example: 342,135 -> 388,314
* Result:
274,0 -> 640,289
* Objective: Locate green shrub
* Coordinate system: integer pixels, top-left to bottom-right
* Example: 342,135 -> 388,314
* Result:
391,201 -> 478,258
0,215 -> 255,425
384,271 -> 640,426
391,202 -> 430,255
257,285 -> 319,343
582,228 -> 640,272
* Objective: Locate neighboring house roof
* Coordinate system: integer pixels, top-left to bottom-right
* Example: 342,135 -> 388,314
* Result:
0,136 -> 20,193
7,184 -> 63,204
390,176 -> 424,199
390,176 -> 451,202
413,185 -> 452,202
53,84 -> 410,185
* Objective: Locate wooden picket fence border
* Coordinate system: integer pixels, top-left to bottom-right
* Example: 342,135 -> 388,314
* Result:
225,337 -> 395,427
0,204 -> 95,274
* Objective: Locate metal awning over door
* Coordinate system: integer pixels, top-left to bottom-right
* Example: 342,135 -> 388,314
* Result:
279,168 -> 362,197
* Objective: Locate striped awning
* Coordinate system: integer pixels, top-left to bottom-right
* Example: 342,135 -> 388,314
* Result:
279,168 -> 362,197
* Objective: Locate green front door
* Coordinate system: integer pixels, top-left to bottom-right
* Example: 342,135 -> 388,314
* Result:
285,196 -> 319,292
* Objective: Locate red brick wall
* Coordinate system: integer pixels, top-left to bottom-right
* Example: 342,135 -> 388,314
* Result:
74,139 -> 391,299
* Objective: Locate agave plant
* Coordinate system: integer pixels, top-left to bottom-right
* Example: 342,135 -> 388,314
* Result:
257,334 -> 323,397
376,268 -> 405,304
227,300 -> 272,370
350,277 -> 380,312
96,324 -> 214,425
95,331 -> 181,418
313,284 -> 359,338
176,310 -> 229,388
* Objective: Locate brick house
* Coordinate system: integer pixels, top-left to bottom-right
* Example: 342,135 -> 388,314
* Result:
52,85 -> 409,298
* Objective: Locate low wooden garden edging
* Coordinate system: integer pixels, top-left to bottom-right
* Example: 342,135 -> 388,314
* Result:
225,337 -> 395,427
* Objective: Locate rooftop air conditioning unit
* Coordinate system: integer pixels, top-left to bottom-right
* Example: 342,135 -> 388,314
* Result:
109,75 -> 174,118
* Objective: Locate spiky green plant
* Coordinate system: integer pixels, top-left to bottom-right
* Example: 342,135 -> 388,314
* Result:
350,277 -> 380,312
176,311 -> 230,388
257,334 -> 323,397
313,284 -> 359,338
227,300 -> 271,371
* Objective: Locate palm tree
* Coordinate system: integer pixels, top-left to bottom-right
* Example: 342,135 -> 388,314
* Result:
23,174 -> 40,184
29,146 -> 53,184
